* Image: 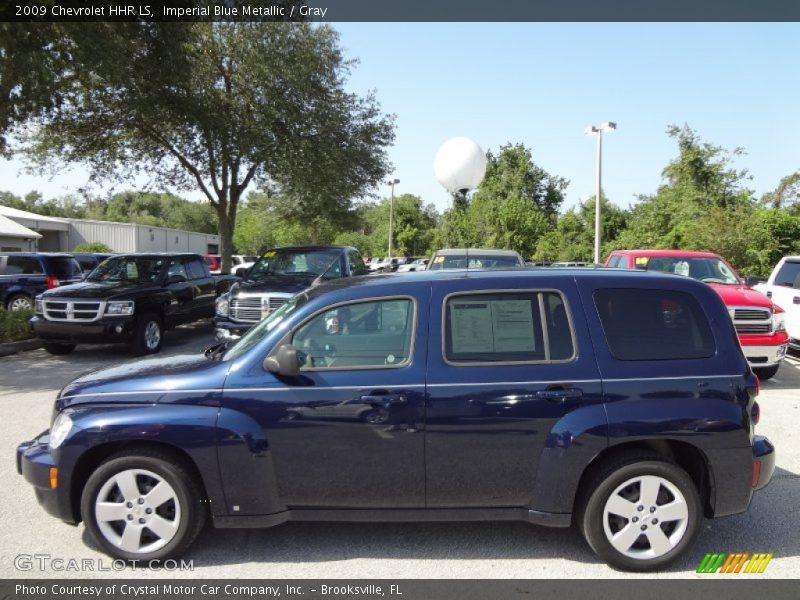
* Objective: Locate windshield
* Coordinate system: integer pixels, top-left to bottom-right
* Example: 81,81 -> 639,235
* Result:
87,256 -> 167,283
223,293 -> 307,361
428,254 -> 521,270
639,256 -> 741,284
248,249 -> 343,279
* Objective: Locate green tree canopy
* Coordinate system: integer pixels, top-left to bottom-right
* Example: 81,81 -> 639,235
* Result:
5,22 -> 395,272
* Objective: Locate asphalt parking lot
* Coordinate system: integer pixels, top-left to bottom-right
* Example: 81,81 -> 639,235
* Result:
1,322 -> 798,579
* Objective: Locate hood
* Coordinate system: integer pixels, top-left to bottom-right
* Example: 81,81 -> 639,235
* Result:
707,283 -> 773,308
233,274 -> 315,295
56,353 -> 229,409
41,280 -> 158,300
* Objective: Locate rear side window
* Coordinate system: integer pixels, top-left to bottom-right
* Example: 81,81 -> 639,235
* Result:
46,257 -> 82,280
594,288 -> 715,360
5,256 -> 44,275
606,255 -> 624,268
444,291 -> 574,364
774,260 -> 800,287
185,258 -> 207,280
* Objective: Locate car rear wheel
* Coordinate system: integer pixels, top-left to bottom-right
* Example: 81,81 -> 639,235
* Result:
81,451 -> 206,561
132,313 -> 162,355
6,293 -> 33,311
578,455 -> 702,571
753,365 -> 779,381
43,342 -> 76,355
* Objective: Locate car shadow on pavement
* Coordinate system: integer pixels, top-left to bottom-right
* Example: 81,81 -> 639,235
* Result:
0,321 -> 215,394
77,466 -> 799,574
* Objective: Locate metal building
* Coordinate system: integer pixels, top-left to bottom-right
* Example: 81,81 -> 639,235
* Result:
0,205 -> 220,254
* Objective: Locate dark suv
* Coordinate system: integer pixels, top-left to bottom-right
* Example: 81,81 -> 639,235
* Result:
0,253 -> 83,311
17,268 -> 773,571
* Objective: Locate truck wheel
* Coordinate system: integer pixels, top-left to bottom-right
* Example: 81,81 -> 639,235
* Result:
753,365 -> 779,381
80,450 -> 207,561
6,293 -> 33,311
577,454 -> 702,572
132,313 -> 162,355
43,342 -> 76,355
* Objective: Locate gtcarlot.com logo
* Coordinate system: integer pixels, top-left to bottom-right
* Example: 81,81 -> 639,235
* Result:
696,552 -> 773,574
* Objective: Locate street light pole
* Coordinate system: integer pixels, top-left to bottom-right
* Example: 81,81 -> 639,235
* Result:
585,122 -> 616,264
387,178 -> 399,259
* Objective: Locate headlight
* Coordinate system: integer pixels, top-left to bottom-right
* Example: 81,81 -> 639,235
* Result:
216,294 -> 230,317
106,300 -> 134,316
35,298 -> 43,314
49,413 -> 73,450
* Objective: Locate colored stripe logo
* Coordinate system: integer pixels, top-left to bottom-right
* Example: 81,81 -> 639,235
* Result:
697,552 -> 773,573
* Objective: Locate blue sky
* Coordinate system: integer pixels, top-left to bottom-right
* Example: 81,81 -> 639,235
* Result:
2,23 -> 799,214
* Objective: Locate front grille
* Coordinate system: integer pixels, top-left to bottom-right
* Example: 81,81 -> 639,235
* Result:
734,308 -> 770,320
42,299 -> 104,322
735,323 -> 772,334
230,295 -> 291,323
230,297 -> 262,323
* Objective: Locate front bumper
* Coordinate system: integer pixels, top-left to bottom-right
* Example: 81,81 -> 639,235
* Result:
752,435 -> 775,491
740,338 -> 789,368
31,315 -> 136,344
213,316 -> 254,341
16,432 -> 76,523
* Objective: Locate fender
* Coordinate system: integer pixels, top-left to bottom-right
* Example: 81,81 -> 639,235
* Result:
55,403 -> 225,519
215,407 -> 286,516
529,403 -> 608,515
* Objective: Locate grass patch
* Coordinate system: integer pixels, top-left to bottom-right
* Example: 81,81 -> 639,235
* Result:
0,308 -> 35,343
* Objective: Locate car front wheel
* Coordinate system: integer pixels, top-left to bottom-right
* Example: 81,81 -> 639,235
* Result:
7,293 -> 33,311
81,451 -> 206,561
132,313 -> 162,355
753,364 -> 779,381
578,455 -> 702,571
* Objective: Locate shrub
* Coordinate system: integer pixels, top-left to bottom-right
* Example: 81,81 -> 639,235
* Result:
0,308 -> 35,343
73,242 -> 113,253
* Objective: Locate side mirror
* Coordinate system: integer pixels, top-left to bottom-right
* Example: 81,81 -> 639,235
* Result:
263,344 -> 300,377
745,275 -> 765,287
166,274 -> 187,285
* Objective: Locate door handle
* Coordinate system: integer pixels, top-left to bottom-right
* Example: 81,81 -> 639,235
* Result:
766,291 -> 772,298
794,296 -> 800,304
358,394 -> 408,406
535,388 -> 584,402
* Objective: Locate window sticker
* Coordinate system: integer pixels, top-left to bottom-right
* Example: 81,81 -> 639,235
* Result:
450,299 -> 536,354
674,260 -> 690,277
490,300 -> 536,352
634,256 -> 649,267
262,250 -> 276,258
433,255 -> 445,264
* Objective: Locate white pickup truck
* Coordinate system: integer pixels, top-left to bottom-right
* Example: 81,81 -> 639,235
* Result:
754,256 -> 800,350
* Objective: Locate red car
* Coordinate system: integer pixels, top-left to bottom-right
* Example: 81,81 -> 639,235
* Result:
606,249 -> 789,380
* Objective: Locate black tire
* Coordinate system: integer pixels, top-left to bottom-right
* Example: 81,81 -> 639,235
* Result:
43,342 -> 76,355
6,293 -> 33,311
80,450 -> 207,561
753,364 -> 779,381
577,453 -> 702,572
131,312 -> 163,356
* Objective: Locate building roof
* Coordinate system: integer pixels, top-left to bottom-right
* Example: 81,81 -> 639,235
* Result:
0,214 -> 42,239
0,204 -> 69,231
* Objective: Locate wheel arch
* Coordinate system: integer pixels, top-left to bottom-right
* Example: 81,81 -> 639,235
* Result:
573,440 -> 715,520
69,440 -> 210,523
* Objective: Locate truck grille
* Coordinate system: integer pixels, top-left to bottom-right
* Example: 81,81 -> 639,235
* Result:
729,306 -> 772,336
230,295 -> 290,323
42,299 -> 104,322
734,323 -> 772,334
734,308 -> 771,320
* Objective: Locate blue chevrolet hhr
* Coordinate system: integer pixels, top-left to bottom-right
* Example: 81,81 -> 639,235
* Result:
17,268 -> 774,571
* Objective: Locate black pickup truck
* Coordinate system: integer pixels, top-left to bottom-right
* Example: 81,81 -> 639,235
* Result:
213,246 -> 369,340
31,253 -> 236,355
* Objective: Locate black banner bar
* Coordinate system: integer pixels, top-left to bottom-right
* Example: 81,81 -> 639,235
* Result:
3,580 -> 800,600
3,0 -> 800,22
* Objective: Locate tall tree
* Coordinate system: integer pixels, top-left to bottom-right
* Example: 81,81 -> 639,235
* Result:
6,23 -> 394,271
437,143 -> 568,256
